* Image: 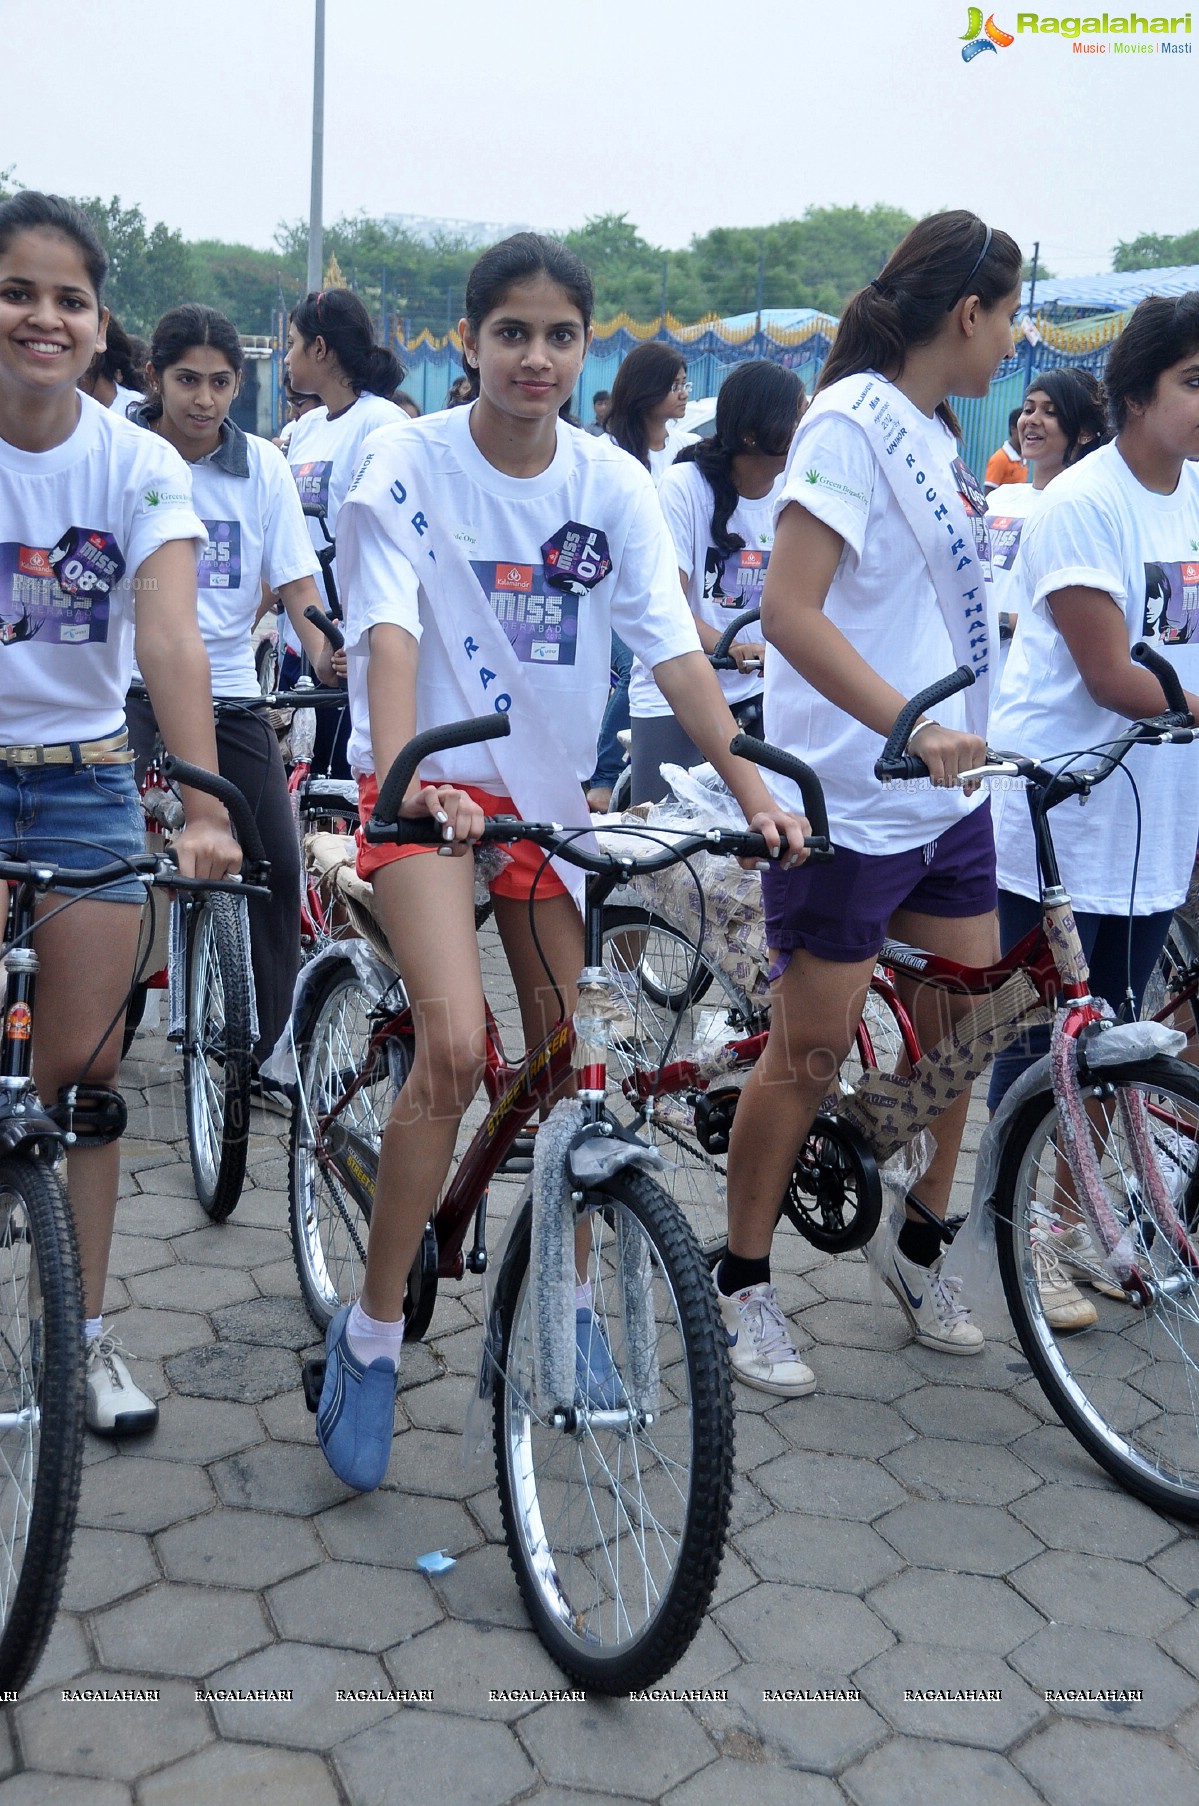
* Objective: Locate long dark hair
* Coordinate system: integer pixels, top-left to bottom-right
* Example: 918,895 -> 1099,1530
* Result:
289,288 -> 403,397
1022,366 -> 1110,469
141,304 -> 244,421
0,190 -> 108,302
460,232 -> 594,398
1103,292 -> 1199,431
675,361 -> 804,552
607,342 -> 687,470
818,211 -> 1022,437
85,314 -> 145,393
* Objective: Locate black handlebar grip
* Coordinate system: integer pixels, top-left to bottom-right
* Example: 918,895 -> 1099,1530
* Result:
874,752 -> 931,783
371,714 -> 513,832
728,733 -> 831,845
160,755 -> 269,867
303,604 -> 345,652
711,606 -> 762,662
878,665 -> 976,769
1132,640 -> 1191,720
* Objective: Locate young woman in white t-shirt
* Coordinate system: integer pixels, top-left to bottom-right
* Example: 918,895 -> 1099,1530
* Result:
988,296 -> 1199,1133
628,359 -> 804,802
318,232 -> 809,1491
989,365 -> 1109,646
606,341 -> 698,485
0,192 -> 241,1434
125,304 -> 337,1064
77,312 -> 144,418
720,211 -> 1024,1395
282,289 -> 403,771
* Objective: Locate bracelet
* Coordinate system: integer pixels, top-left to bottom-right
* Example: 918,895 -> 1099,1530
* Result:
907,717 -> 941,744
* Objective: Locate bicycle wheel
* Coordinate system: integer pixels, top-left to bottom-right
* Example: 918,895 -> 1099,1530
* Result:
183,895 -> 253,1222
994,1055 -> 1199,1517
601,905 -> 754,1258
491,1167 -> 733,1692
0,1155 -> 85,1690
289,959 -> 402,1331
1143,921 -> 1199,1044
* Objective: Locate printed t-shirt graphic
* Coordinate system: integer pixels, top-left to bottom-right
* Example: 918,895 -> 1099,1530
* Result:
290,460 -> 333,514
199,521 -> 242,590
702,543 -> 770,608
989,516 -> 1025,573
1143,560 -> 1199,643
1,528 -> 126,645
470,558 -> 579,665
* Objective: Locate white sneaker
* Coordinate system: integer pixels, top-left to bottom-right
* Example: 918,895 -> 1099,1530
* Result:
1040,1213 -> 1126,1299
884,1244 -> 984,1354
1030,1227 -> 1099,1331
85,1331 -> 159,1436
717,1281 -> 816,1397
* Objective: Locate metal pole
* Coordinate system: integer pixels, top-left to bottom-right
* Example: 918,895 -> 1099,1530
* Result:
306,0 -> 325,294
1024,240 -> 1040,385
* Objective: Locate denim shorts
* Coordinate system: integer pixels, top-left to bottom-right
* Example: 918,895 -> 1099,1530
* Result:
762,800 -> 998,967
0,762 -> 147,905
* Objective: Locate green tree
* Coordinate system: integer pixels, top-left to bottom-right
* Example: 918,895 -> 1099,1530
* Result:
74,196 -> 195,335
1113,228 -> 1199,271
189,241 -> 304,336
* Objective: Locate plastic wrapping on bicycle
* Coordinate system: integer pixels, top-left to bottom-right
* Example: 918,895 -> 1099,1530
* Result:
303,604 -> 345,652
160,753 -> 269,873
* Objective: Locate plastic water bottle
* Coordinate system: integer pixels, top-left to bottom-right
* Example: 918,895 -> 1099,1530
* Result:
291,674 -> 317,765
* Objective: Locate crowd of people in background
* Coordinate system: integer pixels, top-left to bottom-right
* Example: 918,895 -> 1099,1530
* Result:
2,188 -> 1197,1488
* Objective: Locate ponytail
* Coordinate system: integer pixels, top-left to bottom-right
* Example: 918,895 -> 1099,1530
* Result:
675,360 -> 804,553
289,289 -> 404,396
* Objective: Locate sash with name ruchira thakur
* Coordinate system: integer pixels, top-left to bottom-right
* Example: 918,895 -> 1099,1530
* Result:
803,373 -> 994,734
338,440 -> 597,912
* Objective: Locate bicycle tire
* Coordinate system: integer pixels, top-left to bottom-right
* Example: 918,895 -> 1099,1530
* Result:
491,1167 -> 734,1692
183,895 -> 252,1222
289,959 -> 403,1331
993,1055 -> 1199,1518
0,1154 -> 85,1691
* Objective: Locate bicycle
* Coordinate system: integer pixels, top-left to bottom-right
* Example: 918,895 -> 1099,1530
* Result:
0,773 -> 265,1690
288,712 -> 831,1690
610,642 -> 1199,1517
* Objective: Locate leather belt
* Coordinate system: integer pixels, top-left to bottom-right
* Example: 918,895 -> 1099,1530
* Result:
0,730 -> 136,767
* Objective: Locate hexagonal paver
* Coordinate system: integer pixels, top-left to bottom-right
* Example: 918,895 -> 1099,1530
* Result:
772,1395 -> 914,1459
804,1344 -> 918,1404
127,1262 -> 258,1312
801,1301 -> 909,1352
267,1559 -> 442,1652
843,1735 -> 1042,1806
1009,1625 -> 1199,1728
896,1385 -> 1039,1445
172,1224 -> 292,1267
375,1428 -> 491,1502
716,1582 -> 893,1673
1148,1537 -> 1199,1600
334,1712 -> 534,1806
210,1295 -> 320,1348
854,1643 -> 1048,1748
882,1437 -> 1039,1507
139,1740 -> 340,1806
14,1673 -> 211,1780
714,1662 -> 887,1773
520,1697 -> 713,1799
120,1394 -> 262,1464
1161,1604 -> 1199,1681
867,1569 -> 1044,1655
204,1643 -> 395,1747
1010,1481 -> 1179,1560
1012,1422 -> 1122,1490
734,1511 -> 904,1594
100,1306 -> 214,1359
92,1582 -> 271,1677
753,1451 -> 907,1522
106,1233 -> 175,1278
382,1619 -> 571,1720
1011,1548 -> 1189,1638
76,1457 -> 215,1534
156,1508 -> 325,1589
1015,1717 -> 1199,1806
877,1501 -> 1042,1575
425,1541 -> 535,1631
61,1527 -> 160,1613
315,1492 -> 481,1570
664,1763 -> 843,1806
165,1342 -> 298,1404
0,1781 -> 133,1806
211,1442 -> 351,1515
23,1610 -> 91,1693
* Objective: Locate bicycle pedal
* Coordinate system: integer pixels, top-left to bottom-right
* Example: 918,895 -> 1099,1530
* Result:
301,1358 -> 326,1413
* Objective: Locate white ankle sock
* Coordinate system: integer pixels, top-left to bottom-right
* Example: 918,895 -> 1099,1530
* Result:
84,1316 -> 103,1345
575,1279 -> 592,1311
346,1301 -> 404,1369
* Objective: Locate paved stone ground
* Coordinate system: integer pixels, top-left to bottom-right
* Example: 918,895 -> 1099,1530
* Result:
3,928 -> 1199,1806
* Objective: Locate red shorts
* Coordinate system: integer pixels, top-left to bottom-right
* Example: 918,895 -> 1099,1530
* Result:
354,773 -> 568,902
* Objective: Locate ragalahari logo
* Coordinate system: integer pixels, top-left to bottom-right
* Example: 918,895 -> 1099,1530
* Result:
961,8 -> 1015,58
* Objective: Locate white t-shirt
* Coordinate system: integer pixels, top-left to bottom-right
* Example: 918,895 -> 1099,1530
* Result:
285,393 -> 401,651
986,481 -> 1045,618
629,459 -> 778,719
763,411 -> 986,855
649,426 -> 699,486
990,443 -> 1199,915
152,422 -> 319,696
338,404 -> 701,788
110,383 -> 144,419
0,396 -> 205,744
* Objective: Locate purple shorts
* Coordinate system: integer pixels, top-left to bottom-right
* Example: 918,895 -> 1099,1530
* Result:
762,800 -> 997,967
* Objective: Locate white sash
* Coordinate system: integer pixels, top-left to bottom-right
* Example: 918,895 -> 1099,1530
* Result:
346,444 -> 595,910
803,374 -> 993,734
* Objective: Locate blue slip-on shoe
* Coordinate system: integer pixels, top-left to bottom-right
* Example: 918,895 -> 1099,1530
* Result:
575,1306 -> 626,1410
316,1304 -> 398,1491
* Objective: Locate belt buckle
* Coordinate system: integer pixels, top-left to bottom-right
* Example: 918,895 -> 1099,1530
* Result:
3,745 -> 43,767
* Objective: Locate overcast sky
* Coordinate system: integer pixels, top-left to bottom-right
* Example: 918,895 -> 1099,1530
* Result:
4,0 -> 1196,278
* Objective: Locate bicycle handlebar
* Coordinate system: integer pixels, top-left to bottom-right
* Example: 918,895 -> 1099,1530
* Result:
874,666 -> 977,781
709,607 -> 763,670
371,714 -> 513,829
727,733 -> 831,847
1133,638 -> 1191,717
303,604 -> 345,653
160,754 -> 269,873
0,849 -> 269,899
